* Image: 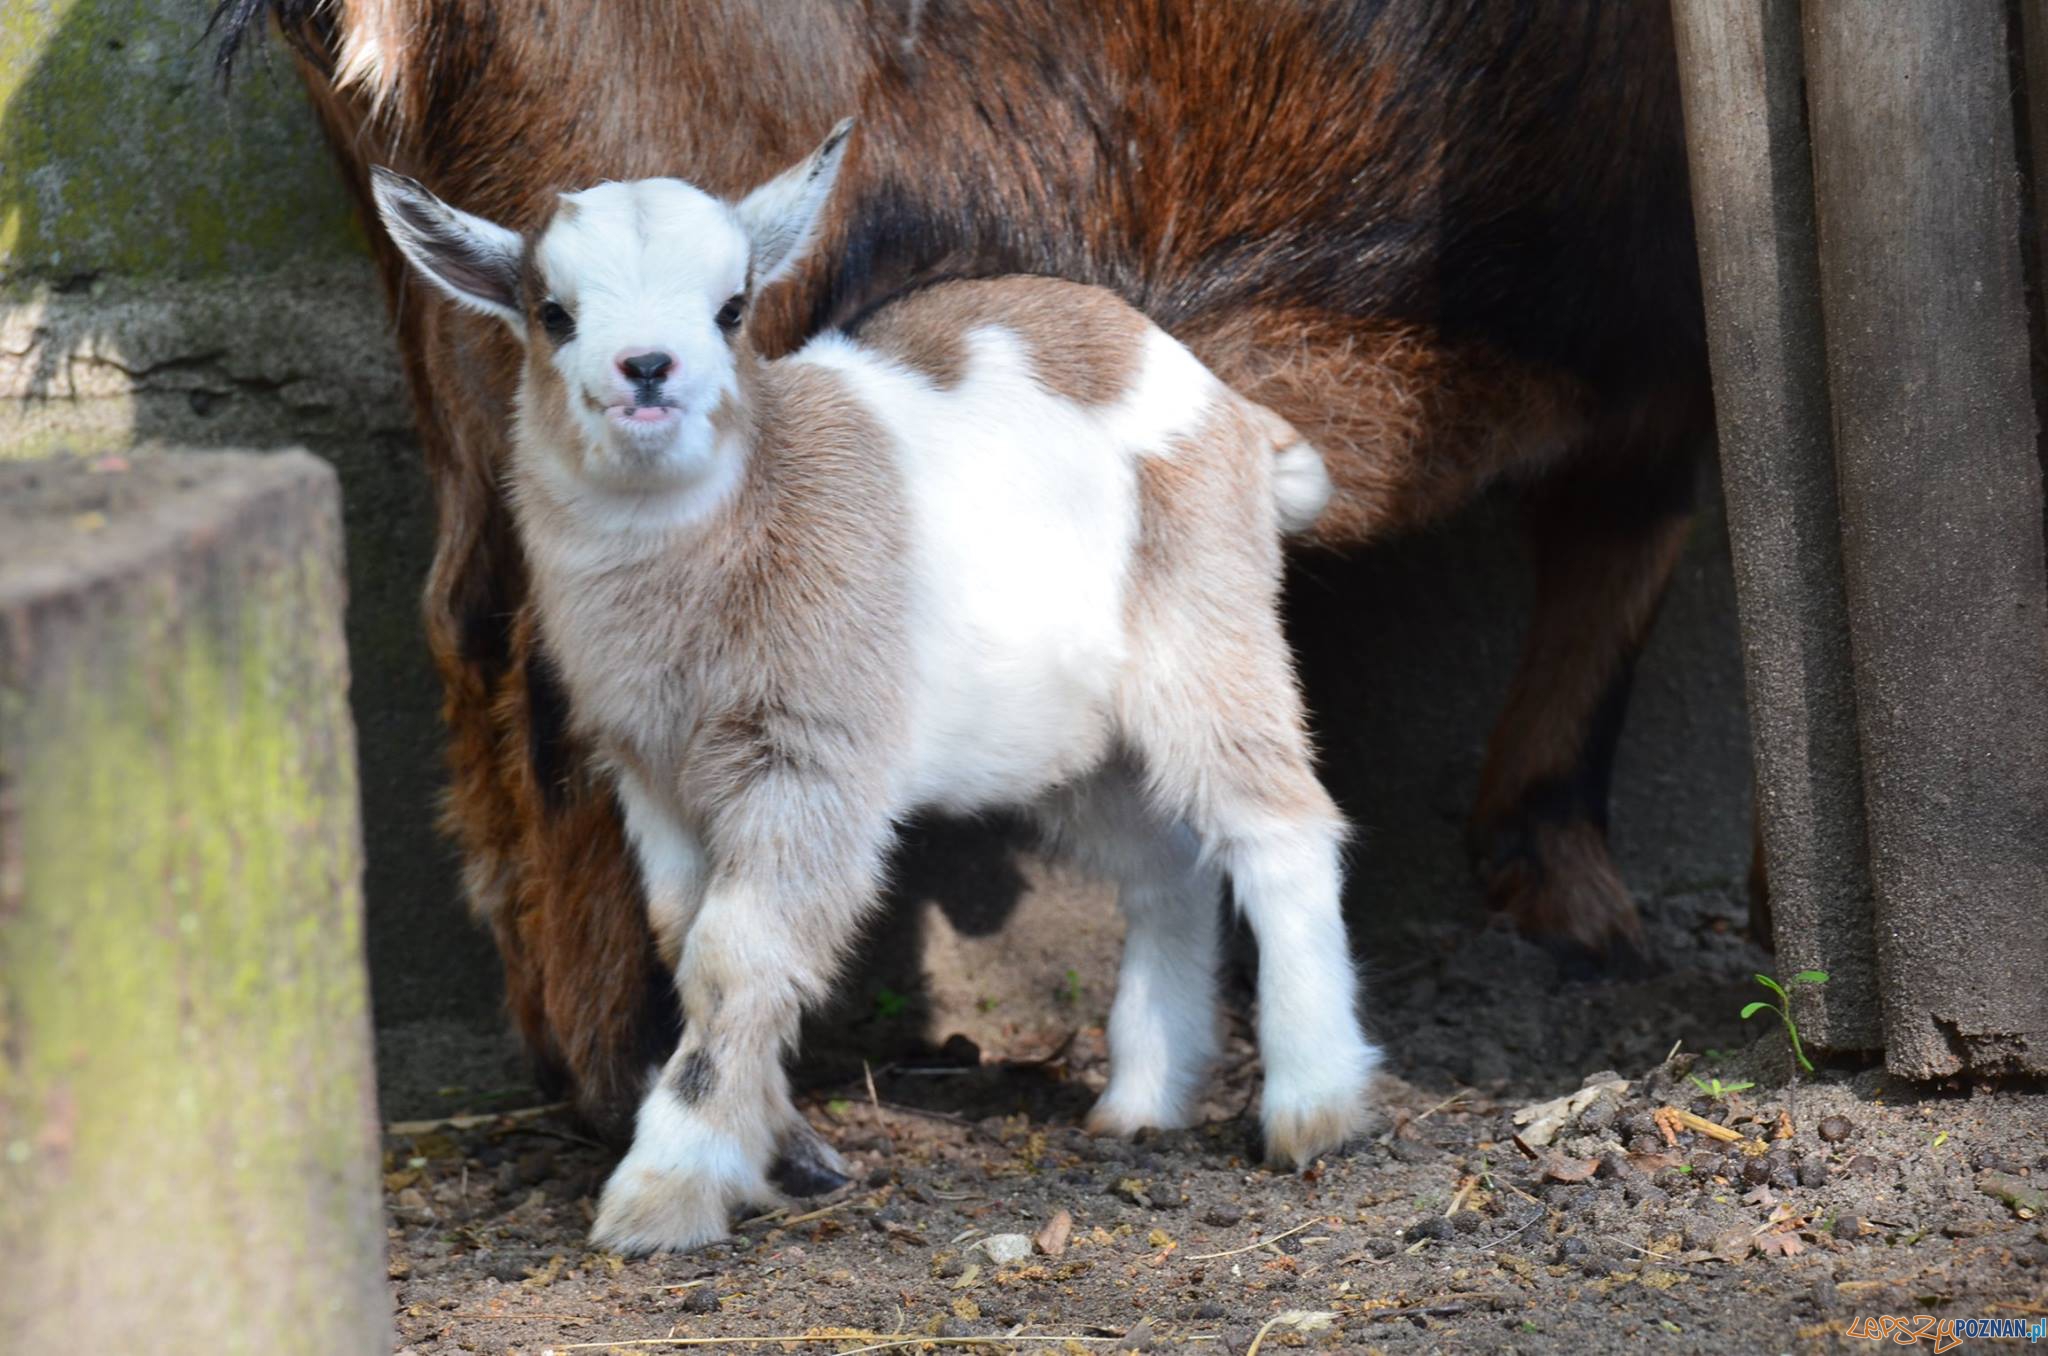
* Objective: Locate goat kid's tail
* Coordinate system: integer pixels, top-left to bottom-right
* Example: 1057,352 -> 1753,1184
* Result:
1243,400 -> 1332,535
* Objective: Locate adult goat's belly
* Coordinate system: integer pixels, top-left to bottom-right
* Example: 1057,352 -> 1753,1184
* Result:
896,402 -> 1140,812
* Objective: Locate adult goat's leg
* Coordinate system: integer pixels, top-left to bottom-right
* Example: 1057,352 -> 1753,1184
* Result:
1469,433 -> 1702,963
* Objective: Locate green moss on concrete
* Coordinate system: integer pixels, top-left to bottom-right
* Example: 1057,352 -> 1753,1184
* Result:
0,457 -> 385,1352
0,0 -> 363,280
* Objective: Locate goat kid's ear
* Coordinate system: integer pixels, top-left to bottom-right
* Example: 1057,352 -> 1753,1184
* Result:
734,117 -> 854,290
369,166 -> 526,333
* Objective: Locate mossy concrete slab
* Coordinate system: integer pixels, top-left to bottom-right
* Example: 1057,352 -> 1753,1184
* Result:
0,449 -> 388,1353
1,0 -> 363,282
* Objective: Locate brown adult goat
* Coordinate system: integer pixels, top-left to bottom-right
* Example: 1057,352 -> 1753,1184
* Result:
212,0 -> 1711,1141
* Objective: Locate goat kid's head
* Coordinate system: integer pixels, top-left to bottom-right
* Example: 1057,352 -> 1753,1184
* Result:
369,120 -> 852,493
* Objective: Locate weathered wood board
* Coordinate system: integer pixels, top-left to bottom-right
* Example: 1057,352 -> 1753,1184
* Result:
1671,0 -> 1881,1052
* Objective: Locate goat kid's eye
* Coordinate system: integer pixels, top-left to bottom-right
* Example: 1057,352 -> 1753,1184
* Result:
715,294 -> 745,334
539,300 -> 575,343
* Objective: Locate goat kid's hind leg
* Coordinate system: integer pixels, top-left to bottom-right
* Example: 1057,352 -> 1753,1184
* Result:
592,812 -> 888,1254
1035,772 -> 1224,1137
1123,468 -> 1378,1170
1129,696 -> 1375,1167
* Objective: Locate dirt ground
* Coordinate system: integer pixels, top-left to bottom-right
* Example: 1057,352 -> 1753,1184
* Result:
382,889 -> 2047,1355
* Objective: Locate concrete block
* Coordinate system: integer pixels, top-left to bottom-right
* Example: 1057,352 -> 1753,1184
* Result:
0,450 -> 389,1352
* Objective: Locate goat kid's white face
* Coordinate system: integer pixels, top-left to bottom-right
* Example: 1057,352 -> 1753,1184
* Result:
369,120 -> 851,493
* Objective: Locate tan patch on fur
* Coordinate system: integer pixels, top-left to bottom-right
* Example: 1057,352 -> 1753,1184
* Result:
856,278 -> 1147,403
1122,397 -> 1336,827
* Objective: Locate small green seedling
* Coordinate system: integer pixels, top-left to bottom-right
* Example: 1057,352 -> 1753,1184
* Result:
1056,968 -> 1084,1006
1742,970 -> 1829,1073
1688,1073 -> 1756,1099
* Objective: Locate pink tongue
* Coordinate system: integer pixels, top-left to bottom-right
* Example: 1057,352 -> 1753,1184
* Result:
626,407 -> 671,423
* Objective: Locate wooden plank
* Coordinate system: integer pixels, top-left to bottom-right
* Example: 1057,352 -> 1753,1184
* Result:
1670,0 -> 1880,1050
1804,0 -> 2048,1077
0,451 -> 389,1351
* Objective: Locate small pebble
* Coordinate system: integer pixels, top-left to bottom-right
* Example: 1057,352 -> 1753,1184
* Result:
1798,1158 -> 1830,1189
1555,1236 -> 1590,1260
1408,1215 -> 1455,1242
1575,1097 -> 1620,1135
482,1255 -> 535,1283
1680,1219 -> 1723,1251
1451,1210 -> 1483,1234
1741,1158 -> 1774,1187
1202,1202 -> 1244,1227
1389,1137 -> 1438,1165
1942,1218 -> 2000,1239
974,1233 -> 1033,1266
1818,1116 -> 1855,1144
679,1287 -> 719,1315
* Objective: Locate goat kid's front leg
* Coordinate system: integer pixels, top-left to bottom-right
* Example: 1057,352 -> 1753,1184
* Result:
592,822 -> 885,1254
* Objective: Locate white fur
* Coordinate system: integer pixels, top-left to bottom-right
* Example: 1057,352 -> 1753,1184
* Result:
1273,439 -> 1334,533
796,325 -> 1220,811
1035,773 -> 1223,1133
612,767 -> 707,966
530,179 -> 753,493
589,1057 -> 768,1255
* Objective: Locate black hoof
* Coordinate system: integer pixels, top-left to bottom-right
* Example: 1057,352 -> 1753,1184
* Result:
769,1121 -> 853,1198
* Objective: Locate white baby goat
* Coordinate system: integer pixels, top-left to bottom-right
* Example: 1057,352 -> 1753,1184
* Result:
371,121 -> 1380,1255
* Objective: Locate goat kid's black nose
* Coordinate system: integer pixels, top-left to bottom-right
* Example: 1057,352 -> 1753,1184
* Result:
617,350 -> 675,383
